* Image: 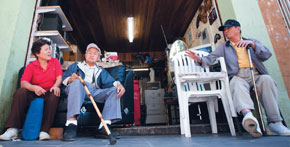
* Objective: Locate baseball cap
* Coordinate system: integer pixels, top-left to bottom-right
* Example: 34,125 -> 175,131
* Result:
86,43 -> 101,55
218,19 -> 240,31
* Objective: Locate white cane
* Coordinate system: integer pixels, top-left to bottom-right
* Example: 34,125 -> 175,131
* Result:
247,45 -> 266,135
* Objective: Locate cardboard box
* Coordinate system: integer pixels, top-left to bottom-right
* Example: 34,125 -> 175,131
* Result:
104,52 -> 118,62
146,103 -> 166,115
62,44 -> 84,61
146,81 -> 161,90
145,114 -> 168,124
144,89 -> 164,104
48,128 -> 63,140
61,61 -> 75,70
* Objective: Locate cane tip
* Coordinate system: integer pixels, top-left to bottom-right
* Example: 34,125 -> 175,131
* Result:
109,134 -> 117,145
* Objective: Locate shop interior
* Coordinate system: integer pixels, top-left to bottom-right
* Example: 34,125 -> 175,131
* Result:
28,0 -> 231,135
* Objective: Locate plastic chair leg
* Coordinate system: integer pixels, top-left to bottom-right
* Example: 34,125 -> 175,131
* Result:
207,99 -> 217,134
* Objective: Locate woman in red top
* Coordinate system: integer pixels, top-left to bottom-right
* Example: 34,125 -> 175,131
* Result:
0,38 -> 63,141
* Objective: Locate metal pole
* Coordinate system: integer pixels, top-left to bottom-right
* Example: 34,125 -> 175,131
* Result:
247,45 -> 266,135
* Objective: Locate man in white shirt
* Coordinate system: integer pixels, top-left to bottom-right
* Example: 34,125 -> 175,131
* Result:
62,43 -> 125,141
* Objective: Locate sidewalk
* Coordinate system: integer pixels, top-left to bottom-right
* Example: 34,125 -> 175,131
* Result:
0,133 -> 289,147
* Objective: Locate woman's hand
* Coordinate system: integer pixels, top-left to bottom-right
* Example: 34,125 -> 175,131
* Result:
50,86 -> 60,96
116,84 -> 125,98
33,85 -> 47,96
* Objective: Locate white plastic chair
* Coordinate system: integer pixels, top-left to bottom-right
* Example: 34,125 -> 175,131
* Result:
173,50 -> 237,137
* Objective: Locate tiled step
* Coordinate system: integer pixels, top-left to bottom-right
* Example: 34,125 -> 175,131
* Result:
113,123 -> 232,136
50,123 -> 238,139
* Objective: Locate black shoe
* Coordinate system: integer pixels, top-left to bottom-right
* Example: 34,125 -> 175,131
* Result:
95,125 -> 120,139
63,124 -> 77,141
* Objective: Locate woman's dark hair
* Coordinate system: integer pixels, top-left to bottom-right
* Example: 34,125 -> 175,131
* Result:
31,38 -> 51,58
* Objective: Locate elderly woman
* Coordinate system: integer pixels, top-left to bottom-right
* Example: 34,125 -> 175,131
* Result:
0,38 -> 63,140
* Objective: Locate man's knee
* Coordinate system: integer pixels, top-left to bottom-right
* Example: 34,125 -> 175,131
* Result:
258,75 -> 276,87
66,79 -> 82,92
230,76 -> 247,89
259,75 -> 274,83
70,79 -> 82,87
111,86 -> 117,91
108,87 -> 118,96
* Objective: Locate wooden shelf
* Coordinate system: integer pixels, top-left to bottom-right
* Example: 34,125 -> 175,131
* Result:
37,6 -> 73,31
34,30 -> 72,51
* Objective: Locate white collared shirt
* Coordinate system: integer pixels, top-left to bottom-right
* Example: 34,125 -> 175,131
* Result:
83,63 -> 96,84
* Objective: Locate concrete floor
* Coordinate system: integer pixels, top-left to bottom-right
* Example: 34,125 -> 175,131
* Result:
0,133 -> 289,147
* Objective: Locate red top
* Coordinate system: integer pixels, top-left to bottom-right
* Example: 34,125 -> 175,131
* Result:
21,58 -> 63,91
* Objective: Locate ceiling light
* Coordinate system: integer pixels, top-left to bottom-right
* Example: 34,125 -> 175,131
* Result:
127,17 -> 134,43
132,68 -> 149,71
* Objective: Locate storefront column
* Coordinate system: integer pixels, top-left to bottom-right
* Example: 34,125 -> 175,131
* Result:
0,0 -> 36,130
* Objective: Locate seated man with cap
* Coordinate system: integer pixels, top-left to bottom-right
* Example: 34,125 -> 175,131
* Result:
185,19 -> 290,138
62,43 -> 125,141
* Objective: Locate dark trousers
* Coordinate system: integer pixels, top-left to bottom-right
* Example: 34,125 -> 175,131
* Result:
5,88 -> 59,132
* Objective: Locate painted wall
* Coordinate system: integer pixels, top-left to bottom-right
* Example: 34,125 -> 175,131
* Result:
0,0 -> 36,130
257,0 -> 290,99
216,0 -> 290,126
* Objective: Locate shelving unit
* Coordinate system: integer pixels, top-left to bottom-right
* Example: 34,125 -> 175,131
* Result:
25,1 -> 73,65
34,30 -> 71,51
37,6 -> 73,31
